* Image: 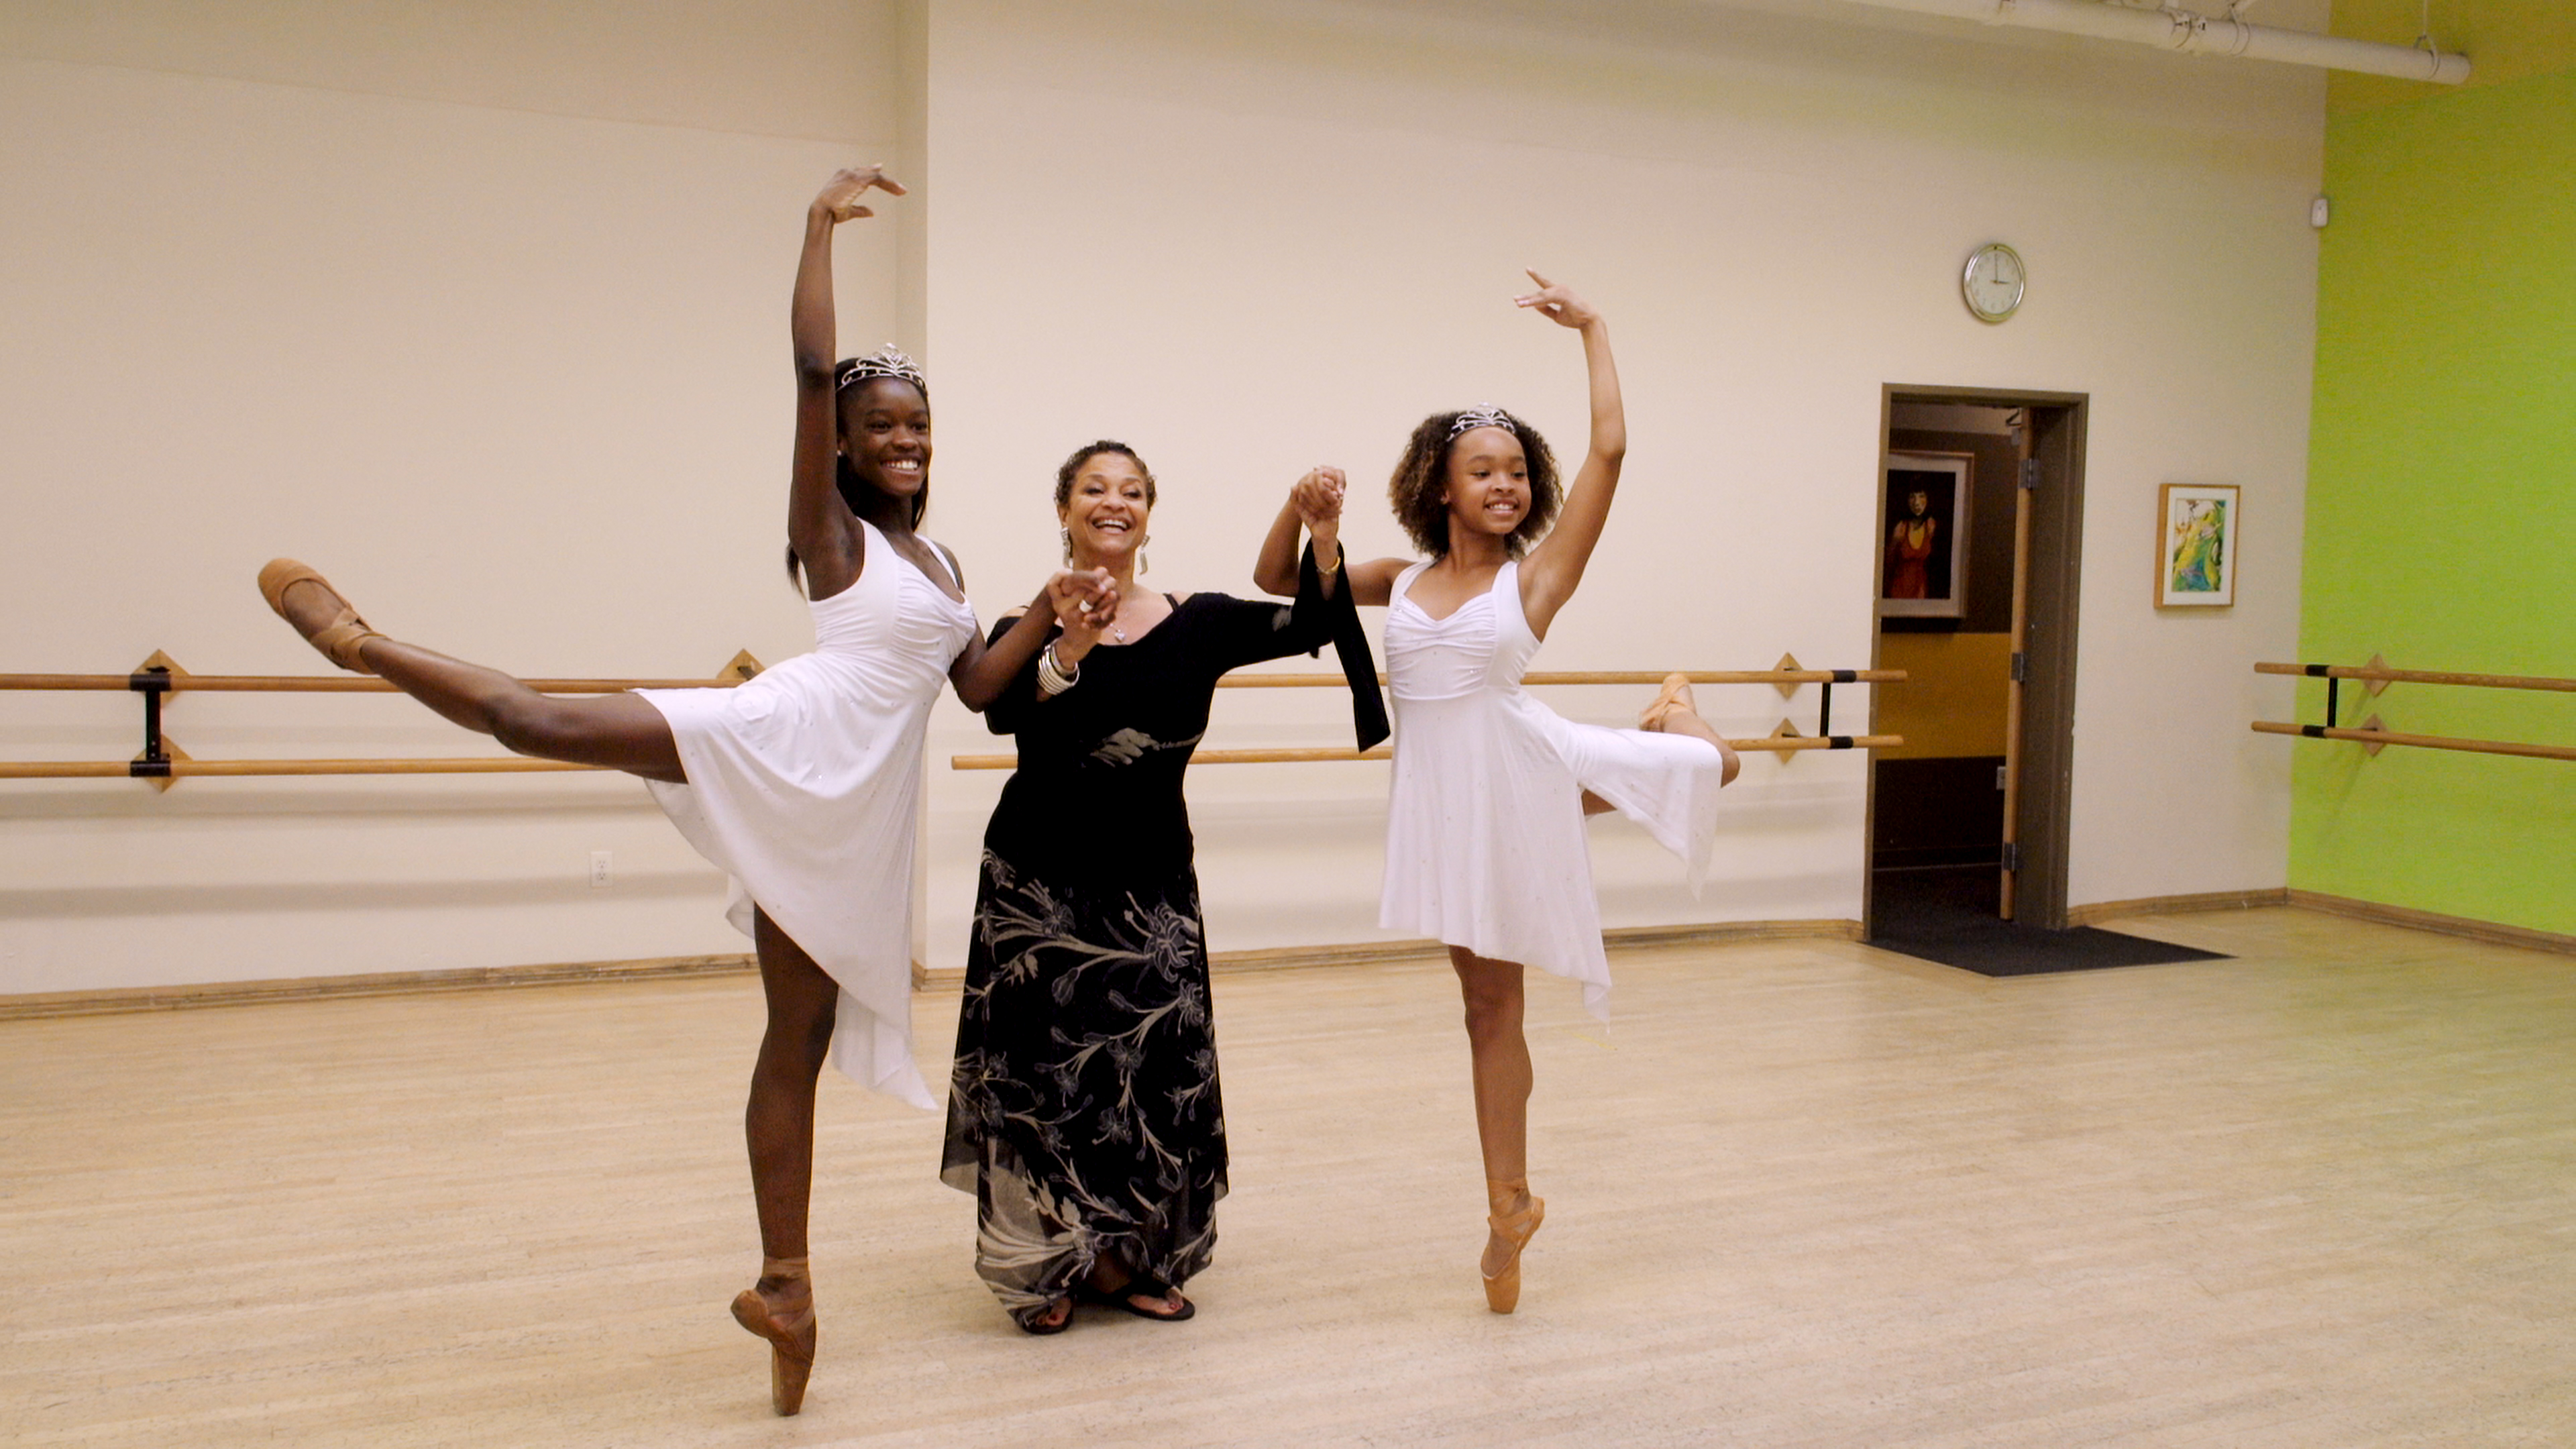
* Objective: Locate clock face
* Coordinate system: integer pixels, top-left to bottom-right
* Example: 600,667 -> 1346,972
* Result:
1963,243 -> 2025,323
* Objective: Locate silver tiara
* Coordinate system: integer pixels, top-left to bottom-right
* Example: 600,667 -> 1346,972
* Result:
1448,404 -> 1515,441
837,343 -> 926,391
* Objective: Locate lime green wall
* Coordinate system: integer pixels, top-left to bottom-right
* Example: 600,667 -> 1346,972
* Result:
2296,59 -> 2576,933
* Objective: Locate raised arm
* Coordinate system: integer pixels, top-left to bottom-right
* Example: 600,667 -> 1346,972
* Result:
1513,271 -> 1624,639
1252,468 -> 1347,601
788,166 -> 905,600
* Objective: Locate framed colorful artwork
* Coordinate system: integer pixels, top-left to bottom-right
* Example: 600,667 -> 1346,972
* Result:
1879,451 -> 1972,619
2157,483 -> 2239,608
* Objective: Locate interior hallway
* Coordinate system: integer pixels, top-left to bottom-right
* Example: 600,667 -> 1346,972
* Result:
5,910 -> 2571,1447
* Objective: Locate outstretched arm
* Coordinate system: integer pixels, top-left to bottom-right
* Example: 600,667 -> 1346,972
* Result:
788,166 -> 905,602
1514,271 -> 1624,639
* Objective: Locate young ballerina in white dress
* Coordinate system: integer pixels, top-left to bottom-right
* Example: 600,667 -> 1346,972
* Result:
1269,272 -> 1741,1313
256,166 -> 1112,1414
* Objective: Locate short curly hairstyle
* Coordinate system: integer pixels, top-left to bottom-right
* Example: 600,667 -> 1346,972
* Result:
1387,409 -> 1560,558
1054,439 -> 1157,511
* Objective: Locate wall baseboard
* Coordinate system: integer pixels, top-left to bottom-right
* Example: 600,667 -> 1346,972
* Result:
4,920 -> 1868,1021
0,953 -> 760,1022
2287,890 -> 2576,958
2063,888 -> 2290,927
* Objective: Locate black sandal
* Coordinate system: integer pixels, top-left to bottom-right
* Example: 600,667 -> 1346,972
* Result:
1081,1274 -> 1195,1322
1016,1295 -> 1075,1336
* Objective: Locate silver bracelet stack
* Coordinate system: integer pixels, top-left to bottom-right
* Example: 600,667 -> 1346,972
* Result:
1036,641 -> 1079,698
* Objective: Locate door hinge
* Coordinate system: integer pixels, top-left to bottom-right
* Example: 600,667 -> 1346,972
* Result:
2001,842 -> 2022,872
2010,651 -> 2028,682
2019,458 -> 2039,490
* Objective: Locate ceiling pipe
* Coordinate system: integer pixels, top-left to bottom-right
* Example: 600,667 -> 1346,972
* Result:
1836,0 -> 2471,84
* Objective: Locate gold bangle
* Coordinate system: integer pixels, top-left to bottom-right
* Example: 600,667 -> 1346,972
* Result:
1316,547 -> 1343,580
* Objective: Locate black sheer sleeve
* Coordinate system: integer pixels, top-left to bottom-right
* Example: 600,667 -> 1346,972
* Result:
1196,544 -> 1387,749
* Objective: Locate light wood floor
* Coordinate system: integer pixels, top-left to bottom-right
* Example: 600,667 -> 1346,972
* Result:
6,908 -> 2574,1447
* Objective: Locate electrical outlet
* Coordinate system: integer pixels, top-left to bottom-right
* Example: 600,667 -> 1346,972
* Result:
1996,765 -> 2008,790
590,851 -> 613,888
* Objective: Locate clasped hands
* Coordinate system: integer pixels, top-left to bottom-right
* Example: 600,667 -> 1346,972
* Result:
1293,466 -> 1346,565
1044,568 -> 1122,654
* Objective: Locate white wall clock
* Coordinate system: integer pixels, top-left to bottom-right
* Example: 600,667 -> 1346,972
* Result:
1962,242 -> 2026,323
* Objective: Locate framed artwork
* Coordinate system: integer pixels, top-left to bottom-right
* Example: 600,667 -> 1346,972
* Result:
1878,451 -> 1972,619
2156,483 -> 2239,608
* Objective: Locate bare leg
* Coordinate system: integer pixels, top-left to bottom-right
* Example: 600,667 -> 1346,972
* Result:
731,908 -> 835,1412
1450,947 -> 1536,1276
747,908 -> 838,1265
273,574 -> 686,783
1640,676 -> 1741,787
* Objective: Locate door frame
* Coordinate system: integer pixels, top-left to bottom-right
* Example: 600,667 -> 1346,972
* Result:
1866,384 -> 2090,934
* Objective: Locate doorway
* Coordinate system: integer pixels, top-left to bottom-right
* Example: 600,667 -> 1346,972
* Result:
1864,387 -> 2088,937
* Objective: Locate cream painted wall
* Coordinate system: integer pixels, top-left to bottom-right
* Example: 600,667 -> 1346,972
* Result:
916,0 -> 2319,971
0,4 -> 911,994
5,0 -> 2321,998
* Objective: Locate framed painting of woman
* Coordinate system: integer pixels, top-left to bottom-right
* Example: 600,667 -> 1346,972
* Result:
1879,451 -> 1972,619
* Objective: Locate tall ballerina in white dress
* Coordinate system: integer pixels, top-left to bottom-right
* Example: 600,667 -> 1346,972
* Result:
256,166 -> 1112,1415
1263,273 -> 1740,1313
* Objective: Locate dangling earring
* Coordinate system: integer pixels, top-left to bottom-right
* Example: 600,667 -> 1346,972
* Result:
1060,526 -> 1073,565
1138,534 -> 1150,575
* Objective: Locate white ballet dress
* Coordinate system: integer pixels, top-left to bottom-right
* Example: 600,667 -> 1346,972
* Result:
637,520 -> 978,1109
1379,559 -> 1725,1017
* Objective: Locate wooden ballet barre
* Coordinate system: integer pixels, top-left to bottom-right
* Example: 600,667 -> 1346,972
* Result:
2251,659 -> 2575,764
0,673 -> 739,694
1214,669 -> 1906,688
2250,720 -> 2576,764
2253,661 -> 2576,694
0,757 -> 600,780
951,735 -> 1904,770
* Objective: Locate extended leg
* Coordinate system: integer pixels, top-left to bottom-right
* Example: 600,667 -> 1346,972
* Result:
266,565 -> 685,782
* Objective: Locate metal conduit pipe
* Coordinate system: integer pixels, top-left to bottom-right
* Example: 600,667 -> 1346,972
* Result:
1836,0 -> 2471,84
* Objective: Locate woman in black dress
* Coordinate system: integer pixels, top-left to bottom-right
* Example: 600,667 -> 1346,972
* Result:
941,445 -> 1379,1333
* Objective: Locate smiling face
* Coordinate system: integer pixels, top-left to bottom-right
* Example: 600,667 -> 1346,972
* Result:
1058,449 -> 1153,569
1442,425 -> 1532,542
838,378 -> 930,501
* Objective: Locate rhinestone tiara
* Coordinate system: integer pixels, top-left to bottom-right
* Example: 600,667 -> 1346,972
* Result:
837,343 -> 927,392
1447,403 -> 1515,441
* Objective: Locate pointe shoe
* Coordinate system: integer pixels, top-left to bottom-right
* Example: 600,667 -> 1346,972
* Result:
257,559 -> 383,675
1640,672 -> 1694,731
729,1256 -> 817,1416
1482,1178 -> 1546,1315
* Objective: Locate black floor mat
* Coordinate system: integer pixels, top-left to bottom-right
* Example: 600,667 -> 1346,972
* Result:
1868,865 -> 2229,977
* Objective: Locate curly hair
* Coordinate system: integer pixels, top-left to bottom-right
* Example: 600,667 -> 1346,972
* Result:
1054,440 -> 1157,510
1387,409 -> 1559,558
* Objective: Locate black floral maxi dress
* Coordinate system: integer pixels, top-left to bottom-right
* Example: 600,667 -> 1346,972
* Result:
941,550 -> 1379,1326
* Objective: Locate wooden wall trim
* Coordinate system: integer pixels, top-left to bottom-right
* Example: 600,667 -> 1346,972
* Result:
0,953 -> 760,1022
2064,888 -> 2291,926
2286,890 -> 2576,958
3,920 -> 1869,1020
